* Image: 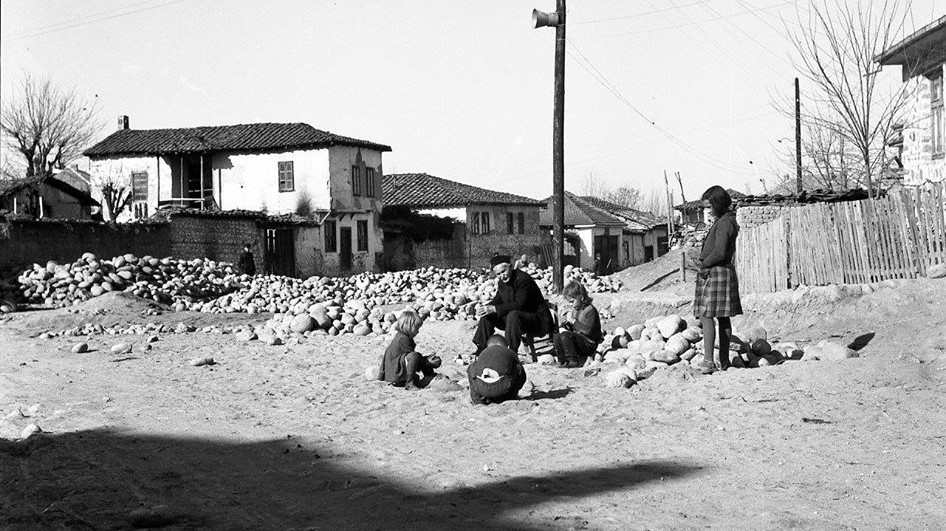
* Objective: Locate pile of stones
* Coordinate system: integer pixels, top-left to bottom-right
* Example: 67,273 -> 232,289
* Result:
596,316 -> 856,388
15,253 -> 243,309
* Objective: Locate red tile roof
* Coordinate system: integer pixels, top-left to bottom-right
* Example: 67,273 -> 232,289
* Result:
84,122 -> 391,157
578,196 -> 664,229
539,192 -> 626,228
382,173 -> 543,208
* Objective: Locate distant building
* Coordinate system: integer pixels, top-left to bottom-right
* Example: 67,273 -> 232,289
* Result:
876,15 -> 946,186
0,170 -> 99,220
674,188 -> 746,225
84,119 -> 391,276
578,196 -> 668,267
540,192 -> 630,273
381,173 -> 547,270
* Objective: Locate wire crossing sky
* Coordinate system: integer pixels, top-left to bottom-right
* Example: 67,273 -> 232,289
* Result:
1,0 -> 942,204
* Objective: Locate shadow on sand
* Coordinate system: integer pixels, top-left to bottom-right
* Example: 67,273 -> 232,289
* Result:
1,428 -> 702,530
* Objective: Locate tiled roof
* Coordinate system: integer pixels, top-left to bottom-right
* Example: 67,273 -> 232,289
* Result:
579,196 -> 664,229
154,207 -> 323,225
675,188 -> 746,210
539,192 -> 626,228
84,122 -> 391,157
737,188 -> 877,206
0,174 -> 99,206
382,173 -> 543,208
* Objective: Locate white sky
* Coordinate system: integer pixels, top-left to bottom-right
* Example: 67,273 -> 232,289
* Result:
1,0 -> 942,204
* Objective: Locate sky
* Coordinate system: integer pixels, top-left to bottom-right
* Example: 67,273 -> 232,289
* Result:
1,0 -> 943,208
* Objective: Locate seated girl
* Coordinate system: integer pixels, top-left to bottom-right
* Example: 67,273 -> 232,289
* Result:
378,309 -> 441,389
553,281 -> 603,368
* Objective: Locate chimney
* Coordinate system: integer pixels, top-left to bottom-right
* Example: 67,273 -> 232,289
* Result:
118,115 -> 129,130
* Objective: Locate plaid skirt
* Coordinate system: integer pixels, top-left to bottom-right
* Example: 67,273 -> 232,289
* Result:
693,265 -> 743,318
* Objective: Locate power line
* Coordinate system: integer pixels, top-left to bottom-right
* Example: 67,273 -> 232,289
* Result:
1,0 -> 188,43
570,0 -> 712,25
572,1 -> 791,40
565,39 -> 756,175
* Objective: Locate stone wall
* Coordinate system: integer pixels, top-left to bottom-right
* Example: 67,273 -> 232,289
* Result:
166,214 -> 263,268
466,205 -> 547,268
901,65 -> 946,186
736,206 -> 788,229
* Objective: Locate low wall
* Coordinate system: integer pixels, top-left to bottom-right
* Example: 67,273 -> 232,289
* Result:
0,219 -> 170,275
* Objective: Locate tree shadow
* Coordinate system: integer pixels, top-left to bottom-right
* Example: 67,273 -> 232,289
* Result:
639,269 -> 680,292
1,428 -> 702,530
847,332 -> 875,352
526,388 -> 572,401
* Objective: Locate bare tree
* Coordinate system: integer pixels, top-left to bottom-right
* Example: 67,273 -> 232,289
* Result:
1,74 -> 101,180
578,172 -> 643,209
578,171 -> 608,198
786,0 -> 910,198
92,164 -> 133,221
643,187 -> 667,217
606,186 -> 642,209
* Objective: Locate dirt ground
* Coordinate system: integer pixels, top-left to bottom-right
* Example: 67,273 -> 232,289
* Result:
2,263 -> 945,530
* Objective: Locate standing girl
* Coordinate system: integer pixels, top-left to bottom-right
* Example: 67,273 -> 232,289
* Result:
378,309 -> 441,389
693,186 -> 743,374
553,281 -> 603,368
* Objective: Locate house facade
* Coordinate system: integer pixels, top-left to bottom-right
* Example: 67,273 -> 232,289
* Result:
579,196 -> 669,266
540,192 -> 629,273
381,173 -> 547,270
876,16 -> 946,187
84,120 -> 390,277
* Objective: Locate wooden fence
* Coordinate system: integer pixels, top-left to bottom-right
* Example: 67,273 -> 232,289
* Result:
737,183 -> 946,293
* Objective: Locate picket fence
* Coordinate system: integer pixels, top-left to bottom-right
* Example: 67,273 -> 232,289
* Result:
736,183 -> 946,293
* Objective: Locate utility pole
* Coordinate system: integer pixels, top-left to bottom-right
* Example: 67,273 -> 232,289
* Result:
674,171 -> 686,222
795,77 -> 803,195
663,170 -> 673,254
533,0 -> 566,293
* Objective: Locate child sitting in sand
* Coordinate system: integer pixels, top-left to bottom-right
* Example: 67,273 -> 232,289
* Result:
378,309 -> 441,389
467,334 -> 528,405
553,281 -> 603,368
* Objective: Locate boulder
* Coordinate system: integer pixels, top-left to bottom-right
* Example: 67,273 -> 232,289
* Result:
605,368 -> 636,388
364,366 -> 380,380
110,343 -> 132,355
537,354 -> 557,365
749,339 -> 772,357
802,340 -> 858,361
656,315 -> 685,339
71,342 -> 89,354
681,326 -> 701,343
928,263 -> 946,279
664,334 -> 690,356
627,324 -> 645,341
290,314 -> 316,333
651,350 -> 680,365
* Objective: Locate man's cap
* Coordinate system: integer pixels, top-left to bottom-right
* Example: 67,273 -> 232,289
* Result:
490,254 -> 511,268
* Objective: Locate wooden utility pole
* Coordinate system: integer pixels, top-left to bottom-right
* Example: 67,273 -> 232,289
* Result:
795,77 -> 803,195
674,171 -> 686,221
533,0 -> 566,293
663,170 -> 673,254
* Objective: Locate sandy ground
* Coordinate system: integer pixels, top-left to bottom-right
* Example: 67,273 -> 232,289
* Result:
2,267 -> 945,530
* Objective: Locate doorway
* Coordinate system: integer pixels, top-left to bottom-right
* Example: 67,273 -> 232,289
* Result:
264,228 -> 296,277
340,227 -> 353,270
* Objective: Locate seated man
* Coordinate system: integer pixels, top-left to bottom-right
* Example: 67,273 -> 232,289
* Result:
467,334 -> 527,405
472,254 -> 556,356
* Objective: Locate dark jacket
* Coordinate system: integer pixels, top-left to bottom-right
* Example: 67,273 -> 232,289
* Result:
238,250 -> 256,275
699,211 -> 738,270
489,269 -> 556,335
564,304 -> 603,344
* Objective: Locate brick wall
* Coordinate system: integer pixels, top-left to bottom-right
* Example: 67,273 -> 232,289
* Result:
0,219 -> 170,274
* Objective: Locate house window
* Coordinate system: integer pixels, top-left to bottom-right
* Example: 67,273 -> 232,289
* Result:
278,161 -> 294,192
517,212 -> 525,234
352,165 -> 362,196
507,212 -> 514,234
365,168 -> 376,197
131,171 -> 148,202
324,220 -> 337,252
932,70 -> 944,158
481,212 -> 490,234
471,212 -> 480,234
357,220 -> 368,251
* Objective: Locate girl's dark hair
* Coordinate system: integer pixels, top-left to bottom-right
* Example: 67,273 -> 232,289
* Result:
562,281 -> 593,307
702,185 -> 732,218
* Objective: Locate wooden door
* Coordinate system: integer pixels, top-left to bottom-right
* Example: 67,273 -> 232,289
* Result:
340,227 -> 353,270
265,228 -> 296,277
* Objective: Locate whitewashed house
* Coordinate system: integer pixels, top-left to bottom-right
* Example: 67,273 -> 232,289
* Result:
84,119 -> 391,276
